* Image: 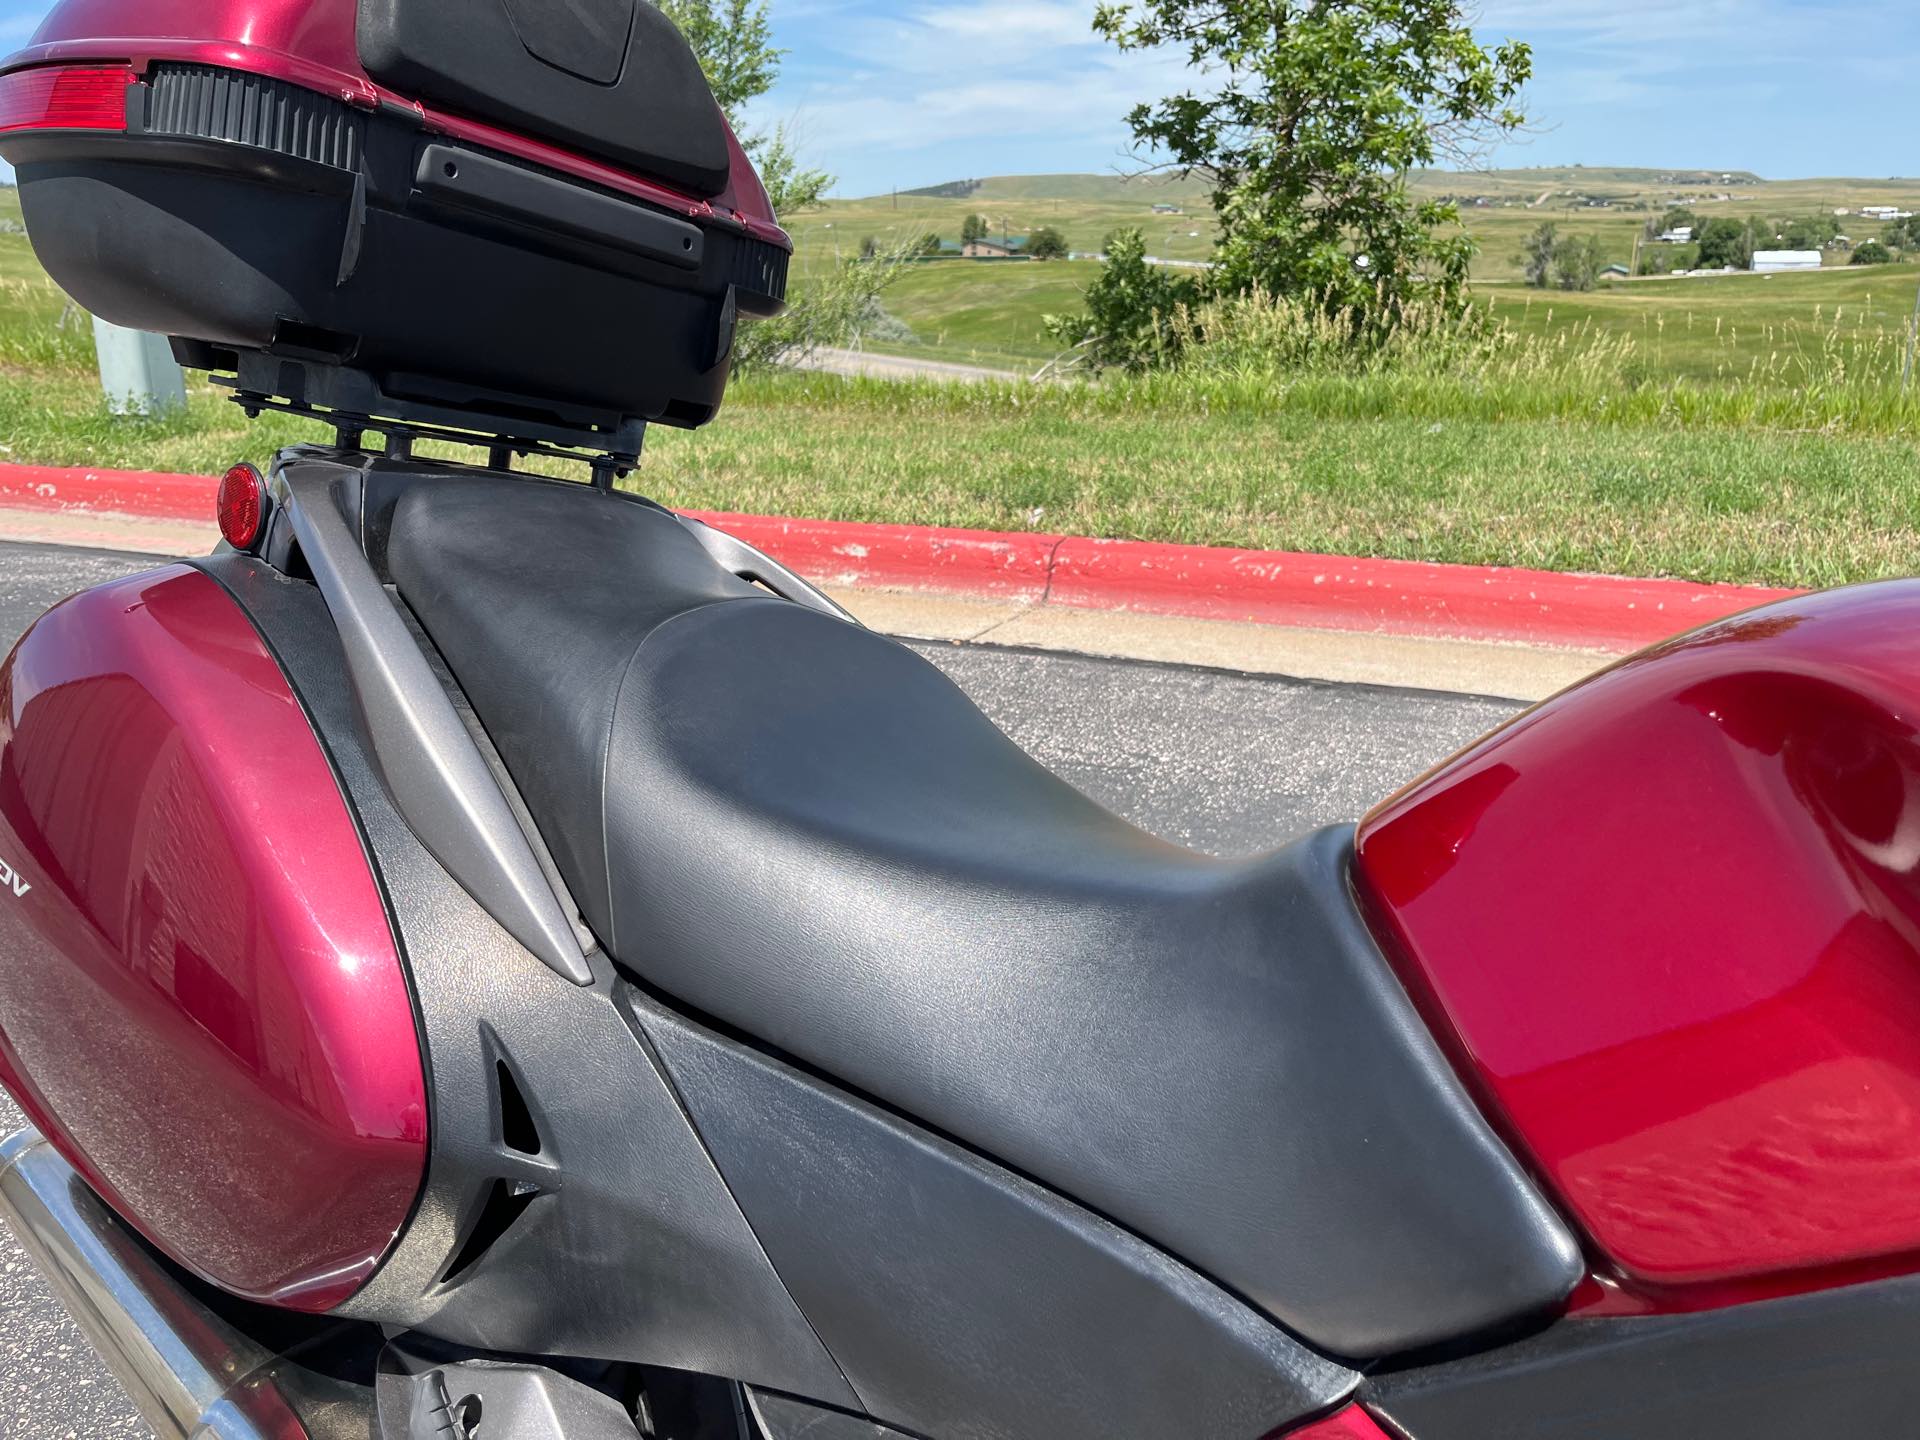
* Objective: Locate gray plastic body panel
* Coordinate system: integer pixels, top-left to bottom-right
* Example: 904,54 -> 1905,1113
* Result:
1365,1275 -> 1920,1440
635,990 -> 1356,1440
675,514 -> 857,622
277,456 -> 596,983
195,552 -> 857,1409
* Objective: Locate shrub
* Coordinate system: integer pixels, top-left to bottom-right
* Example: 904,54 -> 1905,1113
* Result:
1851,239 -> 1895,266
1044,229 -> 1196,371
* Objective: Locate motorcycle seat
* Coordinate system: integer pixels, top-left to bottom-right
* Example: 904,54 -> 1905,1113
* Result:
385,475 -> 1581,1361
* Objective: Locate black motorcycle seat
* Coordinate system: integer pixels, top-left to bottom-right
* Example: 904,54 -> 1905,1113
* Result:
385,477 -> 1581,1361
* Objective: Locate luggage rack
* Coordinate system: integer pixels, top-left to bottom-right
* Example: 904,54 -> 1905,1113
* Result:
205,350 -> 649,488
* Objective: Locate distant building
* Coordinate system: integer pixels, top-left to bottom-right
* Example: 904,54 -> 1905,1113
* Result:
962,236 -> 1028,258
1657,226 -> 1694,243
1602,264 -> 1631,278
1151,203 -> 1185,215
1752,250 -> 1823,273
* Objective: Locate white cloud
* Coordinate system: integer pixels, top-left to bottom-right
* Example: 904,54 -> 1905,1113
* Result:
755,0 -> 1196,192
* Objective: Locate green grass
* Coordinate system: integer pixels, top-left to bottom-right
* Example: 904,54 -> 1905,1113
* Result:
647,374 -> 1920,591
8,348 -> 1919,590
873,261 -> 1106,368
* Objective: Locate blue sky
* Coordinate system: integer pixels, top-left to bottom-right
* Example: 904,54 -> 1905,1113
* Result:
4,0 -> 1915,196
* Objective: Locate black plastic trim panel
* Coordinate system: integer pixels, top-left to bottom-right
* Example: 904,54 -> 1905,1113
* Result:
1365,1275 -> 1920,1439
412,143 -> 705,270
139,63 -> 366,171
636,988 -> 1356,1440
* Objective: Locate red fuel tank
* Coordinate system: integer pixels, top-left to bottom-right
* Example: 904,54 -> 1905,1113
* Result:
0,566 -> 426,1312
1356,581 -> 1920,1312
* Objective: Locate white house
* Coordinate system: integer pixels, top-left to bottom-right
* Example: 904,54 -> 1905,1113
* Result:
1657,226 -> 1694,243
1752,250 -> 1823,273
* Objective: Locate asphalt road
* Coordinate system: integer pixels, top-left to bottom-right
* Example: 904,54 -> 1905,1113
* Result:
0,540 -> 1520,1439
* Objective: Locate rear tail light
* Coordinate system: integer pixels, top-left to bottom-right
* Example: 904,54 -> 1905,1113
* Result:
217,464 -> 267,551
0,66 -> 136,135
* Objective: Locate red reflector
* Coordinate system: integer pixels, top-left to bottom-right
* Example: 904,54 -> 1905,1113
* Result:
218,465 -> 267,551
0,66 -> 135,135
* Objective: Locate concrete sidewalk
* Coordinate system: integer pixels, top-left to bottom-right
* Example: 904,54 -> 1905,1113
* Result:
0,505 -> 1610,701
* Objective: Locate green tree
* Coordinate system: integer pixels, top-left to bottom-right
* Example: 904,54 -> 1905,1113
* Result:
1640,243 -> 1697,276
1551,233 -> 1604,292
1774,213 -> 1839,250
961,213 -> 989,244
1851,239 -> 1895,266
1090,0 -> 1531,320
1045,229 -> 1196,370
1652,206 -> 1697,238
916,233 -> 944,257
1523,222 -> 1557,288
658,0 -> 776,113
1027,226 -> 1070,261
1694,218 -> 1753,271
1884,216 -> 1920,250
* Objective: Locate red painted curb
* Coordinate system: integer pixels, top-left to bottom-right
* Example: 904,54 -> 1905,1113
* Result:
1047,538 -> 1803,652
687,510 -> 1060,601
0,464 -> 220,523
0,463 -> 1803,651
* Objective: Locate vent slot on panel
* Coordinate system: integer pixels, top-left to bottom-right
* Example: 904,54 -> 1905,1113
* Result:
498,1059 -> 542,1156
439,1045 -> 550,1285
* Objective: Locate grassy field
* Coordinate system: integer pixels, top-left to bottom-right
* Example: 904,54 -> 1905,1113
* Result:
788,172 -> 1217,271
872,261 -> 1106,369
1481,267 -> 1920,385
788,168 -> 1920,374
6,171 -> 1920,590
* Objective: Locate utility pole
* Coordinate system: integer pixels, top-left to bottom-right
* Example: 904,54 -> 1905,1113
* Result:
1903,273 -> 1920,394
92,318 -> 186,417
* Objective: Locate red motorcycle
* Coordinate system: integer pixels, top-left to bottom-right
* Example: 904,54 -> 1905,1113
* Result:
2,4 -> 1917,1438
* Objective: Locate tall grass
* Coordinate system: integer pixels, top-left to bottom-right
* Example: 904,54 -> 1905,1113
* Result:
1113,286 -> 1920,435
0,279 -> 95,373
